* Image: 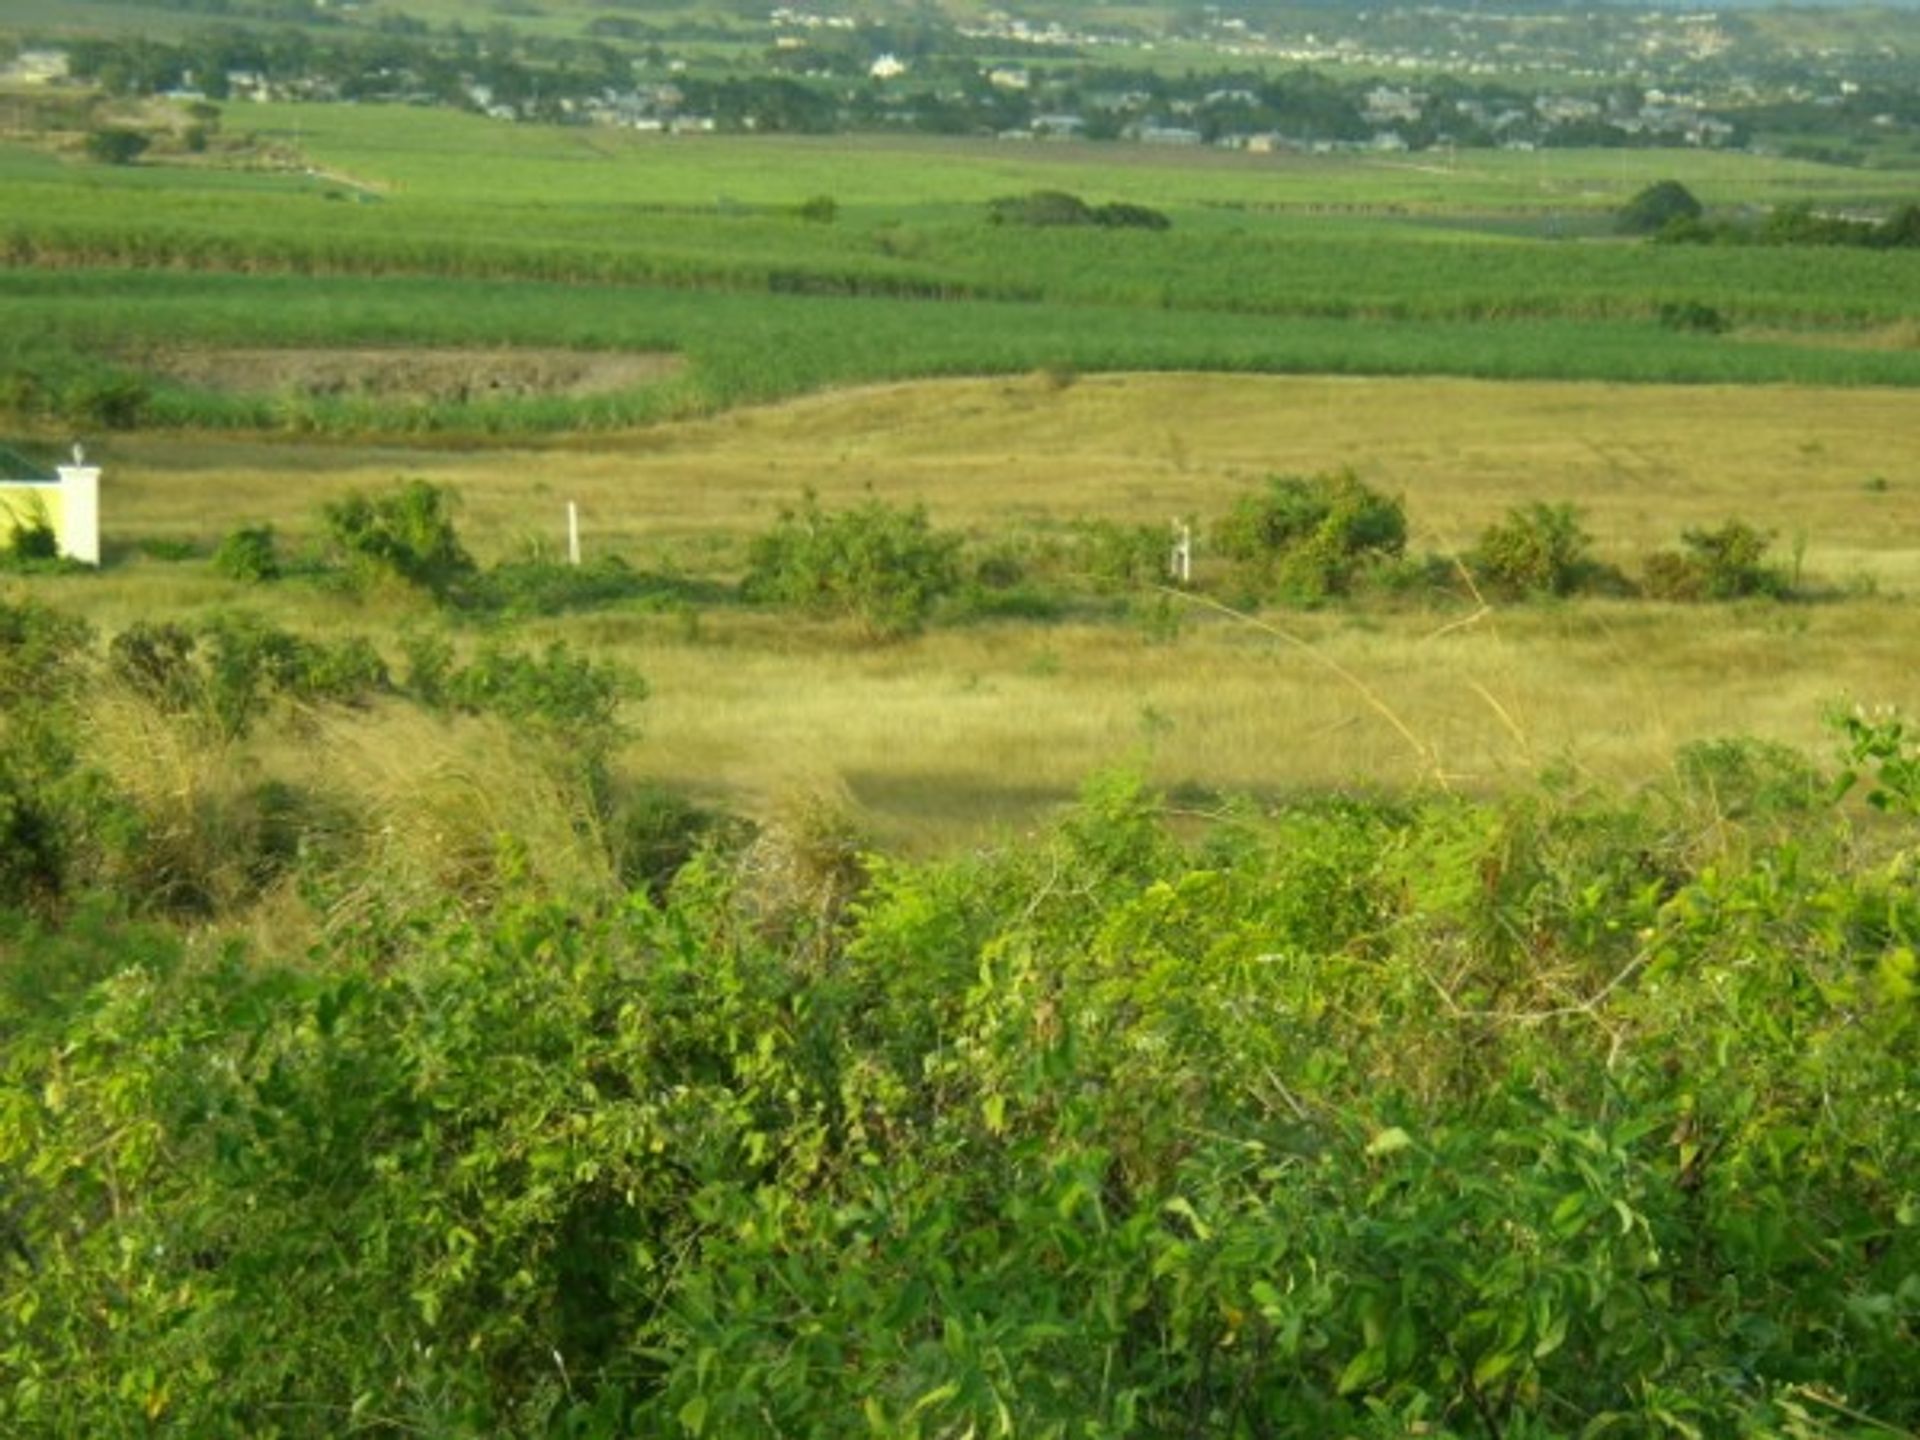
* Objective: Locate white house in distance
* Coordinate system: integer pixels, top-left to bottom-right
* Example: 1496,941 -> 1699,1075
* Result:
0,446 -> 101,565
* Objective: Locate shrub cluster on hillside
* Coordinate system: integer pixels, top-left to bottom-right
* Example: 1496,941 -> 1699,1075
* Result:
1625,179 -> 1920,250
725,476 -> 1797,639
986,190 -> 1173,230
2,599 -> 1916,1434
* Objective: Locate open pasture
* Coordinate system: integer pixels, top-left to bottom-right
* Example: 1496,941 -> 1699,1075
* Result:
37,371 -> 1920,845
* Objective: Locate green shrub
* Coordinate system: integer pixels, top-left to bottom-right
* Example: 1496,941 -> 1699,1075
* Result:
1642,519 -> 1787,601
461,554 -> 660,617
986,189 -> 1095,226
1469,502 -> 1598,598
608,782 -> 743,897
210,524 -> 281,582
82,126 -> 149,165
137,536 -> 200,562
1064,519 -> 1169,593
4,761 -> 1918,1434
1090,200 -> 1171,230
743,491 -> 961,638
1212,469 -> 1406,602
107,620 -> 202,713
984,191 -> 1170,230
1658,299 -> 1730,334
439,640 -> 636,742
1618,178 -> 1703,235
60,373 -> 150,429
110,615 -> 388,738
0,596 -> 91,707
1833,705 -> 1920,815
1,496 -> 58,565
1673,735 -> 1825,820
322,479 -> 475,598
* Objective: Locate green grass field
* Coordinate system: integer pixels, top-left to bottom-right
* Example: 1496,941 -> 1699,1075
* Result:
5,109 -> 1919,439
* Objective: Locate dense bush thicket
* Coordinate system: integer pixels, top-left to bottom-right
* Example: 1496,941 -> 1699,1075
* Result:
1641,520 -> 1789,601
1616,179 -> 1703,236
323,479 -> 477,599
1211,468 -> 1409,602
742,490 -> 963,637
986,190 -> 1173,230
1469,503 -> 1610,599
734,481 -> 1799,627
1655,200 -> 1920,249
0,596 -> 638,917
2,589 -> 1916,1435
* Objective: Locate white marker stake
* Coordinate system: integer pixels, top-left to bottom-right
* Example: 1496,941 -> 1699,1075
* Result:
568,501 -> 581,566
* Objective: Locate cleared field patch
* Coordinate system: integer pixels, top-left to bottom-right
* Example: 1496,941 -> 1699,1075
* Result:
137,345 -> 684,404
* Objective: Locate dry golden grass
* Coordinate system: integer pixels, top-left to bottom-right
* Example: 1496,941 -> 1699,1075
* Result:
37,373 -> 1920,845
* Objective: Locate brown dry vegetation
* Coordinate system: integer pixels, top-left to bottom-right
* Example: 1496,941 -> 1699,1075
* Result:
29,371 -> 1920,845
136,345 -> 683,404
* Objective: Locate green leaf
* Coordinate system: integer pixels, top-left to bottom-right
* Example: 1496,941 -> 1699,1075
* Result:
1162,1195 -> 1212,1241
1551,1191 -> 1588,1236
678,1395 -> 709,1436
1473,1348 -> 1519,1389
1366,1126 -> 1414,1158
1337,1346 -> 1385,1395
909,1381 -> 961,1417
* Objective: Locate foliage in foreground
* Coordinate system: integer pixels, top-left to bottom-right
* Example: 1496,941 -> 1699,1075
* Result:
1,607 -> 1916,1437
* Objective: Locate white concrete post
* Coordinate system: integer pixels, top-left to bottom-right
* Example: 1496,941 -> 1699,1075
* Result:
567,501 -> 581,566
55,461 -> 100,566
1169,519 -> 1192,585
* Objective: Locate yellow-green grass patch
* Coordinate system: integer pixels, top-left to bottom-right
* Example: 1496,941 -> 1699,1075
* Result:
33,372 -> 1920,844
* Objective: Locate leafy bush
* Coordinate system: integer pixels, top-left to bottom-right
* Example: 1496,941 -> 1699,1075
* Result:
0,596 -> 91,706
60,372 -> 150,429
1617,178 -> 1702,235
82,127 -> 149,165
1833,705 -> 1920,815
608,782 -> 742,897
440,640 -> 636,742
406,631 -> 639,754
1063,518 -> 1170,593
1642,519 -> 1788,601
792,194 -> 837,223
6,754 -> 1915,1435
1658,299 -> 1730,334
743,491 -> 961,638
210,524 -> 280,582
1673,735 -> 1825,820
109,614 -> 389,738
987,189 -> 1096,226
322,479 -> 475,598
1212,468 -> 1406,602
1,496 -> 58,565
461,554 -> 662,617
985,191 -> 1171,230
1469,501 -> 1598,598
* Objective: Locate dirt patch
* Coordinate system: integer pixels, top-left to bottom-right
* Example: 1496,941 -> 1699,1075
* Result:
143,346 -> 684,403
1733,321 -> 1920,352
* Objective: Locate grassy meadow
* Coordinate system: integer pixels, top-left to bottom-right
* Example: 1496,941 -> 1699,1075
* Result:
26,371 -> 1917,846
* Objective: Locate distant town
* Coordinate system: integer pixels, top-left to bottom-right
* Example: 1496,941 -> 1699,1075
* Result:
5,1 -> 1917,162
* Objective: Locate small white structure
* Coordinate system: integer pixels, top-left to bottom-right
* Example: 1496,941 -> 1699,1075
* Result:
869,53 -> 908,80
0,446 -> 101,565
